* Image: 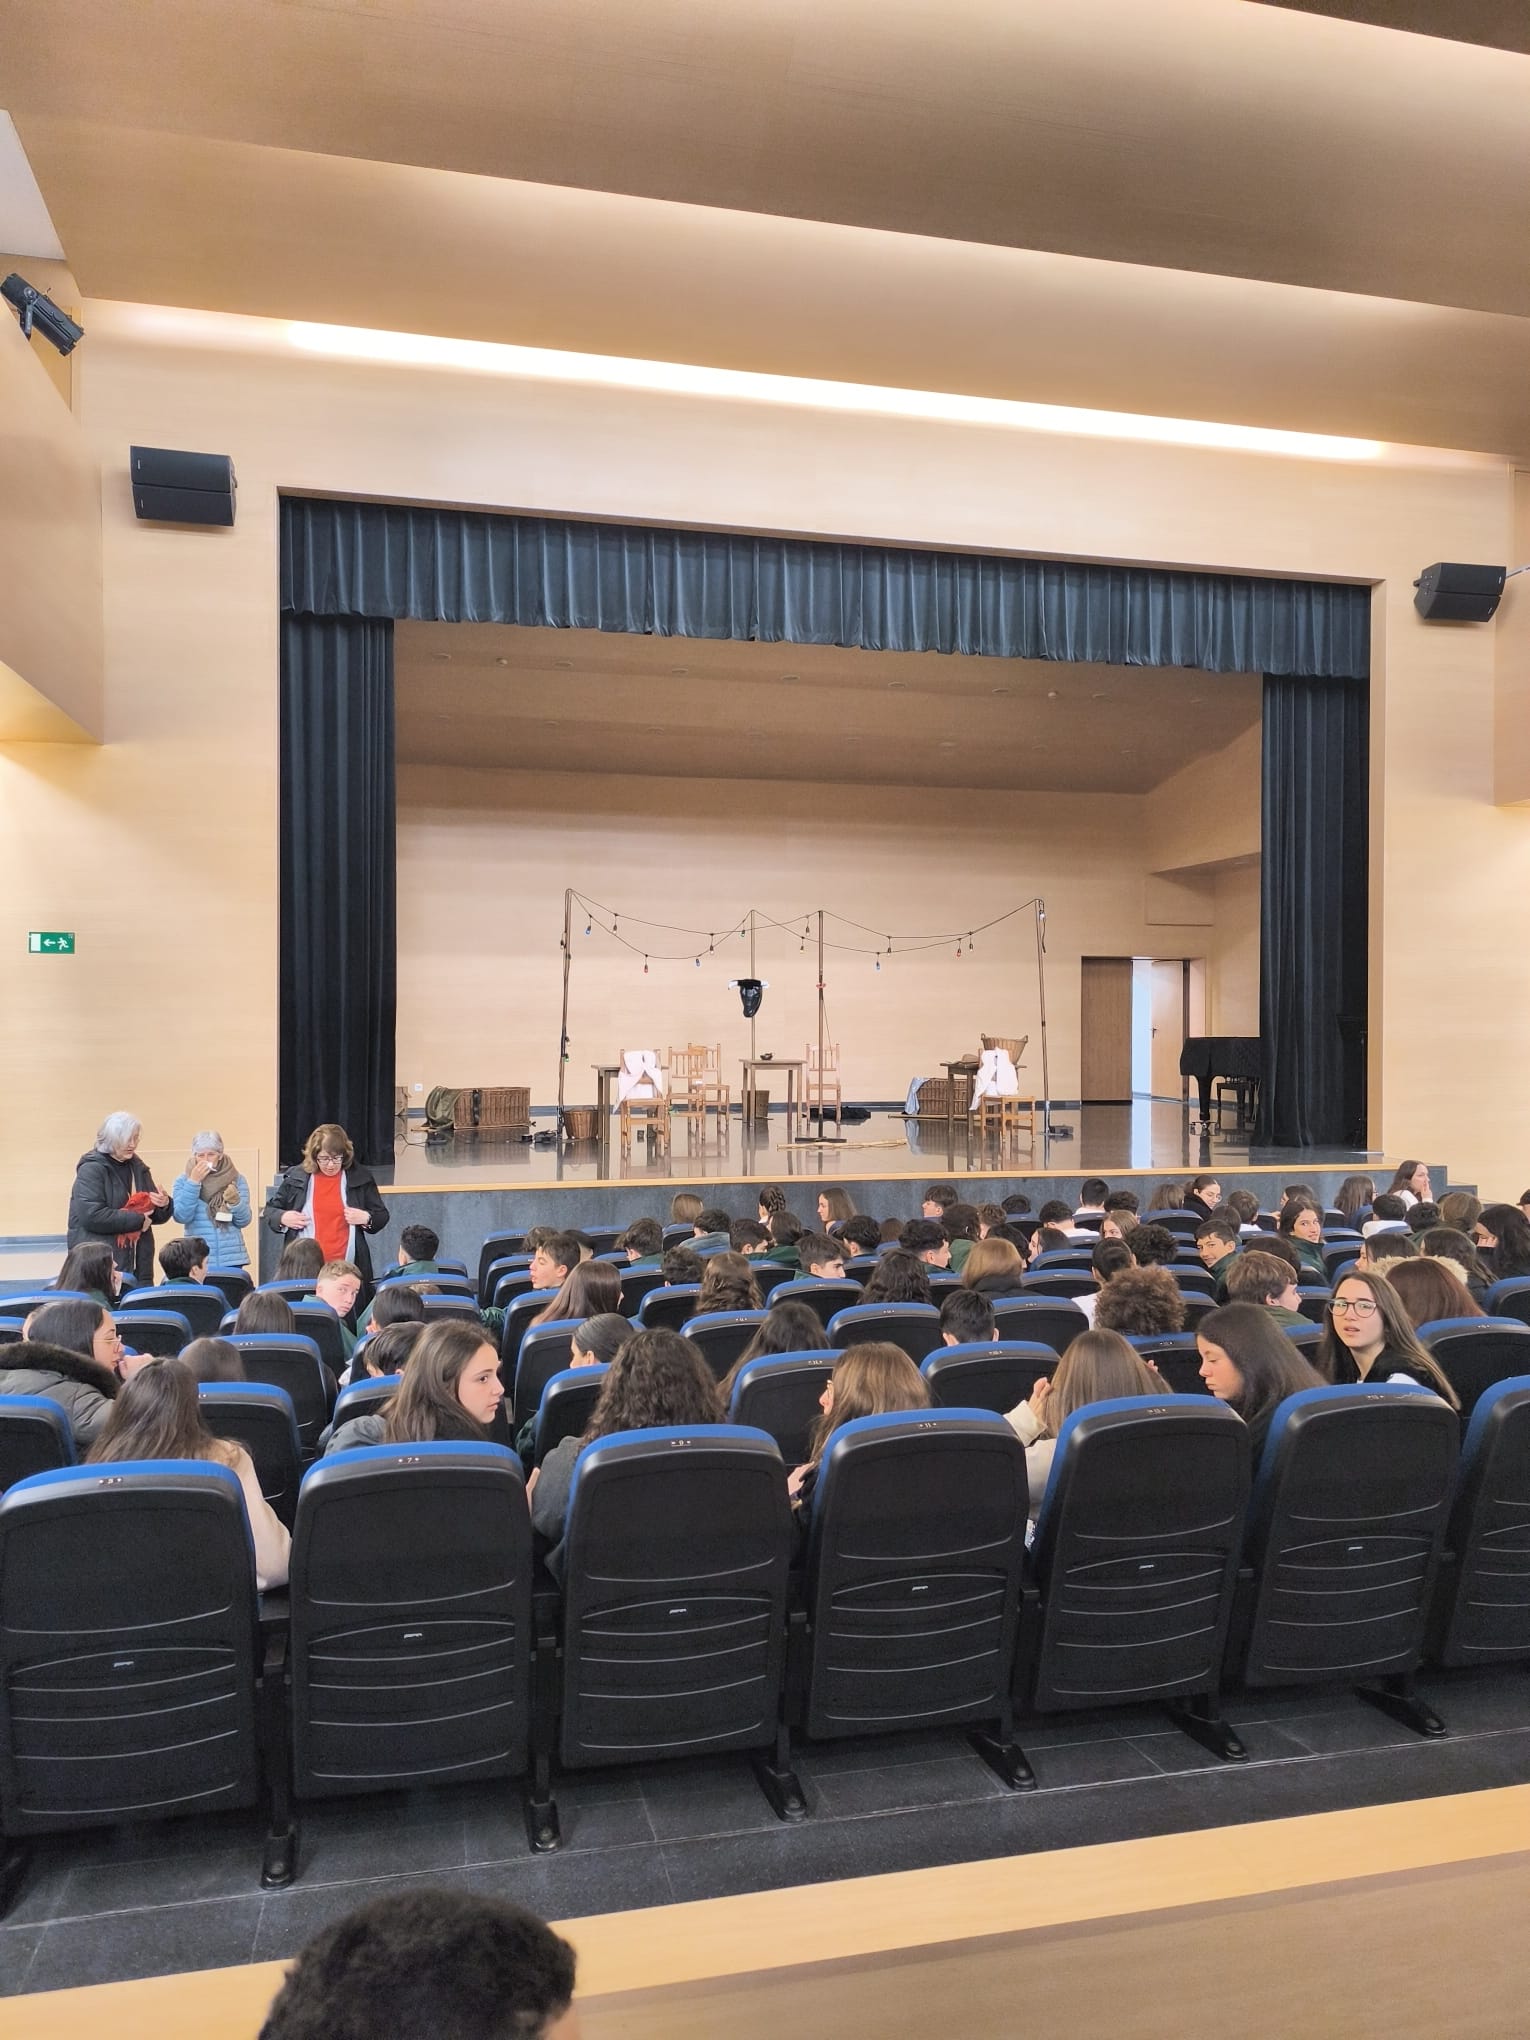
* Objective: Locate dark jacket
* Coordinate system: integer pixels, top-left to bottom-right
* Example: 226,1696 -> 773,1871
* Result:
67,1149 -> 172,1286
0,1341 -> 118,1448
967,1271 -> 1024,1299
263,1164 -> 390,1284
529,1434 -> 581,1578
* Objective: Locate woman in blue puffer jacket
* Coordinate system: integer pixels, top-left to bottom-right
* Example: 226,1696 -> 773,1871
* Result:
170,1129 -> 253,1272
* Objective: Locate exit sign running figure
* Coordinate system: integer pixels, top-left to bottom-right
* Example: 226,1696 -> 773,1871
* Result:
28,931 -> 75,954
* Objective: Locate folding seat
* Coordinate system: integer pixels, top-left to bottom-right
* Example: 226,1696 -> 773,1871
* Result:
681,1310 -> 768,1379
1179,1293 -> 1217,1328
436,1258 -> 471,1278
1430,1378 -> 1530,1669
289,1301 -> 347,1375
1294,1289 -> 1330,1325
284,1443 -> 538,1852
377,1272 -> 475,1301
114,1308 -> 193,1357
0,1396 -> 74,1491
1322,1210 -> 1350,1231
1485,1277 -> 1530,1329
528,1367 -> 605,1464
1127,1333 -> 1210,1394
477,1230 -> 527,1298
1022,1270 -> 1096,1299
926,1272 -> 962,1298
618,1267 -> 665,1312
727,1354 -> 834,1465
198,1383 -> 304,1530
842,1256 -> 879,1285
512,1320 -> 582,1430
491,1270 -> 537,1312
202,1268 -> 253,1310
418,1294 -> 482,1324
548,1427 -> 800,1835
1030,1249 -> 1094,1273
1173,1266 -> 1216,1296
582,1227 -> 624,1255
0,1320 -> 25,1347
1072,1214 -> 1105,1235
991,1297 -> 1089,1353
329,1374 -> 402,1430
1230,1384 -> 1458,1735
1418,1317 -> 1530,1420
754,1264 -> 803,1300
1321,1242 -> 1363,1282
921,1341 -> 1058,1414
1281,1323 -> 1323,1355
258,1279 -> 319,1302
498,1291 -> 559,1377
827,1302 -> 942,1362
768,1279 -> 864,1327
1020,1396 -> 1250,1758
0,1461 -> 292,1910
797,1410 -> 1032,1786
662,1223 -> 696,1246
635,1285 -> 702,1333
116,1284 -> 227,1339
229,1334 -> 337,1456
1155,1212 -> 1204,1237
0,1291 -> 90,1318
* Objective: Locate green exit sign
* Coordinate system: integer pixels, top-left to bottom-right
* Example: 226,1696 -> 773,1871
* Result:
28,931 -> 75,955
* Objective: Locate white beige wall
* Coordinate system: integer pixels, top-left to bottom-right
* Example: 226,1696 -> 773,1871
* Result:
395,764 -> 1220,1104
0,301 -> 1524,1232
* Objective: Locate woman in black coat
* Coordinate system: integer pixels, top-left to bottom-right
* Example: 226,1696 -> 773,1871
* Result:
65,1112 -> 172,1286
263,1121 -> 390,1284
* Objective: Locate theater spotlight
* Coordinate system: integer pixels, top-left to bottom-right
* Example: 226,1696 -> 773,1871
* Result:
730,978 -> 767,1018
1,272 -> 84,355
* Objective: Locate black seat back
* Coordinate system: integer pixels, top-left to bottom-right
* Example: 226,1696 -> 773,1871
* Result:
1419,1318 -> 1530,1420
1028,1397 -> 1249,1713
201,1269 -> 253,1310
827,1303 -> 942,1361
803,1411 -> 1028,1741
498,1291 -> 559,1376
1239,1385 -> 1457,1689
229,1334 -> 337,1454
0,1462 -> 260,1837
289,1442 -> 532,1797
114,1309 -> 193,1357
558,1427 -> 791,1769
635,1285 -> 703,1333
921,1342 -> 1058,1414
1486,1278 -> 1530,1328
1435,1378 -> 1530,1668
197,1384 -> 304,1529
378,1273 -> 475,1301
532,1367 -> 607,1463
729,1353 -> 835,1464
681,1311 -> 768,1379
477,1230 -> 527,1298
1127,1335 -> 1211,1395
769,1279 -> 864,1327
1021,1271 -> 1096,1299
512,1321 -> 581,1429
0,1396 -> 75,1491
619,1267 -> 664,1312
119,1285 -> 227,1339
0,1319 -> 24,1347
991,1297 -> 1089,1353
289,1300 -> 347,1374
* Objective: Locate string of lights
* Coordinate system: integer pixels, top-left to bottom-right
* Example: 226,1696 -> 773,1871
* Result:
565,890 -> 1044,969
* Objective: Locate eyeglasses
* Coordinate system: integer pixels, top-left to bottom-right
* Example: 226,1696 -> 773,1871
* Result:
1331,1298 -> 1379,1318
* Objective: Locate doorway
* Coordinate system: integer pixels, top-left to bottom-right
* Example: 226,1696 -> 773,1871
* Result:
1080,957 -> 1134,1102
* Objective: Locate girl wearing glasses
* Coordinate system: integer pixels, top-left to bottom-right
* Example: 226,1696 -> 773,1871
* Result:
1316,1271 -> 1459,1408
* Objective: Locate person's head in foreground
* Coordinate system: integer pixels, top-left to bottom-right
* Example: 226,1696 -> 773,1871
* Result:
259,1886 -> 578,2038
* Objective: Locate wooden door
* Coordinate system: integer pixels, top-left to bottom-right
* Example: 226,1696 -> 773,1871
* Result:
1080,957 -> 1133,1101
1150,961 -> 1188,1098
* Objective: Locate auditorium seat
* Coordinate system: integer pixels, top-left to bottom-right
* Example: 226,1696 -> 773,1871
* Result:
377,1272 -> 475,1300
827,1302 -> 942,1361
258,1279 -> 319,1302
477,1230 -> 527,1298
1155,1213 -> 1204,1237
842,1256 -> 879,1284
797,1410 -> 1032,1787
754,1263 -> 803,1300
201,1268 -> 254,1310
1281,1322 -> 1324,1354
1418,1317 -> 1530,1419
0,1460 -> 292,1911
512,1320 -> 582,1430
1020,1396 -> 1250,1760
769,1278 -> 864,1327
635,1285 -> 703,1332
0,1290 -> 90,1317
921,1341 -> 1058,1413
1127,1333 -> 1210,1393
1430,1377 -> 1530,1670
546,1426 -> 801,1838
926,1271 -> 962,1298
418,1293 -> 483,1323
330,1373 -> 402,1430
436,1258 -> 471,1278
0,1318 -> 25,1346
119,1285 -> 227,1339
1172,1267 -> 1216,1296
582,1227 -> 623,1255
681,1310 -> 768,1378
1030,1249 -> 1094,1273
491,1270 -> 538,1312
618,1266 -> 665,1311
113,1307 -> 193,1357
286,1443 -> 537,1853
198,1383 -> 304,1530
1022,1270 -> 1096,1299
991,1297 -> 1089,1353
1485,1277 -> 1530,1328
498,1291 -> 559,1375
662,1223 -> 695,1246
728,1353 -> 834,1464
1229,1384 -> 1457,1736
1322,1243 -> 1363,1282
1295,1289 -> 1331,1325
229,1334 -> 337,1456
0,1395 -> 74,1492
288,1300 -> 347,1374
532,1366 -> 606,1463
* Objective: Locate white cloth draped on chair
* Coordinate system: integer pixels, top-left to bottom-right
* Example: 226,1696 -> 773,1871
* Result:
617,1050 -> 666,1103
970,1048 -> 1019,1111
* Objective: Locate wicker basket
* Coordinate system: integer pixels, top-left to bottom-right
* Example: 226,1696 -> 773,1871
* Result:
563,1106 -> 599,1141
452,1086 -> 531,1133
914,1076 -> 967,1118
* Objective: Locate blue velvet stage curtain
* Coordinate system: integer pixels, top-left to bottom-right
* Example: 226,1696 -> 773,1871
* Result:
1256,674 -> 1369,1148
280,500 -> 1370,678
279,615 -> 397,1167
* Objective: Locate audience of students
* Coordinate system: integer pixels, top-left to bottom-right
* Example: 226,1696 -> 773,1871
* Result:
394,1225 -> 442,1278
696,1251 -> 763,1311
1092,1266 -> 1187,1336
898,1219 -> 951,1269
1194,1218 -> 1242,1301
1224,1249 -> 1309,1327
1384,1257 -> 1483,1331
326,1321 -> 505,1455
1003,1329 -> 1164,1515
787,1342 -> 932,1513
530,1258 -> 622,1330
236,1289 -> 297,1334
183,1335 -> 248,1384
1316,1272 -> 1460,1407
816,1188 -> 856,1231
938,1289 -> 999,1345
959,1236 -> 1026,1298
861,1250 -> 933,1305
1195,1304 -> 1326,1463
1385,1160 -> 1433,1209
1276,1199 -> 1329,1281
54,1239 -> 122,1306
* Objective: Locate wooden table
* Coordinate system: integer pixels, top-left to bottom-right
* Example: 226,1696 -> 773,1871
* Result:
741,1058 -> 804,1141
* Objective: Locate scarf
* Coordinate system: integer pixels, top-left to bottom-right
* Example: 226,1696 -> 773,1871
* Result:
195,1155 -> 240,1212
116,1188 -> 155,1251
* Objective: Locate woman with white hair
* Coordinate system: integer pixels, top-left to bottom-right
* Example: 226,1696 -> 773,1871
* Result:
170,1130 -> 253,1272
65,1111 -> 171,1287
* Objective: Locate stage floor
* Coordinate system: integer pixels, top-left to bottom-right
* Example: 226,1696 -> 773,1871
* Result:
374,1100 -> 1382,1190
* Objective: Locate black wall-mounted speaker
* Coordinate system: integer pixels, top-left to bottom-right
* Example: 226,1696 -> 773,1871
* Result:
130,445 -> 237,526
1413,561 -> 1504,622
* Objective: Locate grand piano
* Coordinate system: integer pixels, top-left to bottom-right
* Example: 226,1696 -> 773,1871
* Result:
1179,1036 -> 1263,1129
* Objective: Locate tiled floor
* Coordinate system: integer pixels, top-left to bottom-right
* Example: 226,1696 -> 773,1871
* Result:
5,1668 -> 1530,1997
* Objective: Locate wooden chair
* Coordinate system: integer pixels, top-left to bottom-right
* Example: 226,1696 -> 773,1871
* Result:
804,1042 -> 842,1126
617,1050 -> 670,1157
668,1043 -> 730,1127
